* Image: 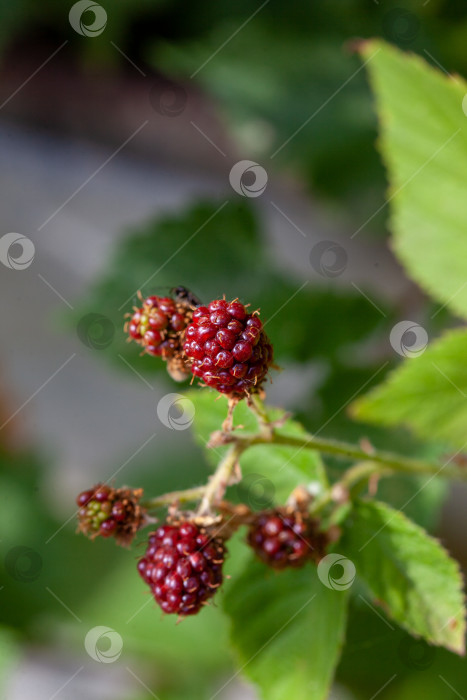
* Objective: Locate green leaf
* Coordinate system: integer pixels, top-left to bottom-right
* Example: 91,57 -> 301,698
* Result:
352,327 -> 467,449
224,558 -> 348,700
359,39 -> 467,319
340,500 -> 465,654
187,390 -> 328,504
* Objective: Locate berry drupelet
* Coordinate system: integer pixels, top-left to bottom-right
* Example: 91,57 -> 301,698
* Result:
76,484 -> 145,546
183,299 -> 273,397
138,521 -> 226,616
247,508 -> 327,569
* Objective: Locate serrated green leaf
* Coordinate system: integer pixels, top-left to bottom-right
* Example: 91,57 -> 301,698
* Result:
340,500 -> 465,654
187,390 -> 328,504
359,39 -> 467,318
223,558 -> 348,700
352,327 -> 467,449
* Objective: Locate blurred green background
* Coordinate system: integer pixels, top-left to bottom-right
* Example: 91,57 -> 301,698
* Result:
1,1 -> 467,699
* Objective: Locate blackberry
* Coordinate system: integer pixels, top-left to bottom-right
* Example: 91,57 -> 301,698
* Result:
247,508 -> 326,569
183,299 -> 273,396
76,484 -> 145,546
125,293 -> 194,380
137,521 -> 226,616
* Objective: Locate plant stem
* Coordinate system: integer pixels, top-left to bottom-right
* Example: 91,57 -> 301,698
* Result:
264,433 -> 464,480
142,485 -> 207,510
197,443 -> 245,516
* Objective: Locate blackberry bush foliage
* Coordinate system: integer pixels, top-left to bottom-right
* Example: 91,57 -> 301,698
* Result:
77,284 -> 466,693
73,40 -> 467,699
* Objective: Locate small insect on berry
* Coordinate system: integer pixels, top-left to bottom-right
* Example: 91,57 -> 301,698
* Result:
76,484 -> 145,546
247,508 -> 327,569
137,520 -> 226,616
183,298 -> 274,397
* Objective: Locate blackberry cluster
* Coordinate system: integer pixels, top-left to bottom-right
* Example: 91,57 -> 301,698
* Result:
137,521 -> 226,616
247,508 -> 326,569
183,299 -> 273,396
76,484 -> 144,546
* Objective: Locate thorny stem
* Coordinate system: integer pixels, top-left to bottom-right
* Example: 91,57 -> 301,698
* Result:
197,443 -> 244,516
141,485 -> 206,510
142,395 -> 467,517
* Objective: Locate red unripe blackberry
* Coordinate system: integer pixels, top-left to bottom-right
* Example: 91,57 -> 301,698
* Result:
76,484 -> 145,546
124,291 -> 199,381
183,299 -> 273,396
125,293 -> 192,358
137,521 -> 226,616
247,508 -> 326,569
